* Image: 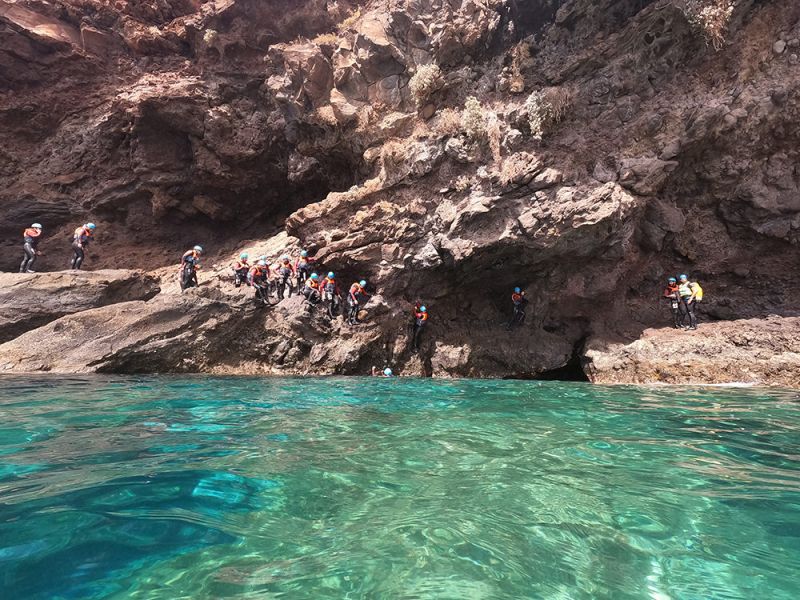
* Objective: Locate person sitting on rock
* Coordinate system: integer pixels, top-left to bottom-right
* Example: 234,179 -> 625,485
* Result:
274,255 -> 295,299
232,252 -> 250,288
371,366 -> 394,377
347,279 -> 369,325
295,250 -> 315,288
662,277 -> 682,329
20,223 -> 43,273
508,287 -> 528,328
180,245 -> 203,290
70,222 -> 96,270
678,274 -> 700,330
302,272 -> 321,305
248,259 -> 271,305
412,305 -> 428,351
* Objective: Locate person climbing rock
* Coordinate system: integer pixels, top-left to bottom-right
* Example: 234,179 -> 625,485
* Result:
320,271 -> 341,317
662,277 -> 682,329
295,250 -> 315,288
180,245 -> 203,291
20,223 -> 43,273
412,305 -> 428,351
371,366 -> 393,377
302,272 -> 321,305
232,252 -> 250,287
508,287 -> 528,328
248,259 -> 271,305
347,279 -> 369,325
70,222 -> 96,270
274,255 -> 295,299
678,274 -> 699,330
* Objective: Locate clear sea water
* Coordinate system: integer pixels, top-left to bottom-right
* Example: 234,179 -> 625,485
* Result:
0,376 -> 799,600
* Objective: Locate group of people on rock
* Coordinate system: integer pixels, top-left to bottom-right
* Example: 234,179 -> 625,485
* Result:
662,274 -> 703,330
18,222 -> 97,272
16,222 -> 704,340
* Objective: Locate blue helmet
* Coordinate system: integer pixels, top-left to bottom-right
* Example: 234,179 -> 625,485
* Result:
383,367 -> 393,377
679,274 -> 688,281
668,277 -> 677,283
258,259 -> 267,267
240,252 -> 248,260
301,250 -> 308,257
311,273 -> 319,280
31,223 -> 43,229
86,223 -> 96,230
194,245 -> 203,253
359,279 -> 367,287
259,255 -> 267,262
514,287 -> 521,293
420,306 -> 427,312
328,271 -> 335,278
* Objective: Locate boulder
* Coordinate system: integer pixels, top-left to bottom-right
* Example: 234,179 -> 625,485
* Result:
0,270 -> 160,344
584,317 -> 800,387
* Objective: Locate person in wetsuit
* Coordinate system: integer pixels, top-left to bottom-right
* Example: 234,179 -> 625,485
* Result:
274,255 -> 295,299
347,279 -> 369,325
295,250 -> 315,288
412,305 -> 428,351
180,245 -> 203,290
70,222 -> 96,270
302,273 -> 322,305
248,259 -> 271,305
320,271 -> 341,315
232,252 -> 250,287
20,223 -> 43,273
509,287 -> 528,328
662,277 -> 682,329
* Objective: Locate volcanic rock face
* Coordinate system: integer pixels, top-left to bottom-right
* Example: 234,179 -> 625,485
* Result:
2,0 -> 800,384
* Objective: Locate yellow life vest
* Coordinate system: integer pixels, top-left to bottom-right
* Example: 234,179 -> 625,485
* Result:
690,282 -> 703,300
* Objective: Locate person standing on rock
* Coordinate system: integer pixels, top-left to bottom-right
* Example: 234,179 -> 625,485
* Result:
662,277 -> 682,329
274,255 -> 295,299
232,252 -> 250,287
412,306 -> 428,351
180,245 -> 203,291
320,271 -> 341,316
347,279 -> 369,325
20,223 -> 43,273
678,274 -> 699,330
70,222 -> 96,270
508,287 -> 528,328
295,250 -> 315,288
248,259 -> 271,305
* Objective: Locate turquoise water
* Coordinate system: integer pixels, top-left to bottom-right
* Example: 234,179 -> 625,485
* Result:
0,377 -> 799,599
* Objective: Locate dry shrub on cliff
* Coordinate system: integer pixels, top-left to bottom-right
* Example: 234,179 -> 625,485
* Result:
433,108 -> 462,136
497,152 -> 537,186
409,64 -> 443,107
338,8 -> 362,32
525,87 -> 571,139
313,32 -> 340,46
461,96 -> 487,139
682,0 -> 735,50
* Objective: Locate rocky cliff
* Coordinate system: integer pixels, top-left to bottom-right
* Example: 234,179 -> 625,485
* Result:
1,0 -> 799,385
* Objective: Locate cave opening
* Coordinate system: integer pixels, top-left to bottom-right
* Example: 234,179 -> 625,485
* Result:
535,337 -> 590,382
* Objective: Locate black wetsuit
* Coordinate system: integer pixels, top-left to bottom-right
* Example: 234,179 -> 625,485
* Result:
20,229 -> 41,272
71,228 -> 92,270
413,312 -> 427,350
276,264 -> 294,299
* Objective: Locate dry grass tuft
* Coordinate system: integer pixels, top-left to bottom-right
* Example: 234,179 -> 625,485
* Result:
682,0 -> 735,50
432,108 -> 462,136
525,86 -> 571,139
338,8 -> 362,32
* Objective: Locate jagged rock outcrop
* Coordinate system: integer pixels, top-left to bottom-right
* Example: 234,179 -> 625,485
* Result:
2,0 -> 800,385
0,270 -> 159,343
584,316 -> 800,387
